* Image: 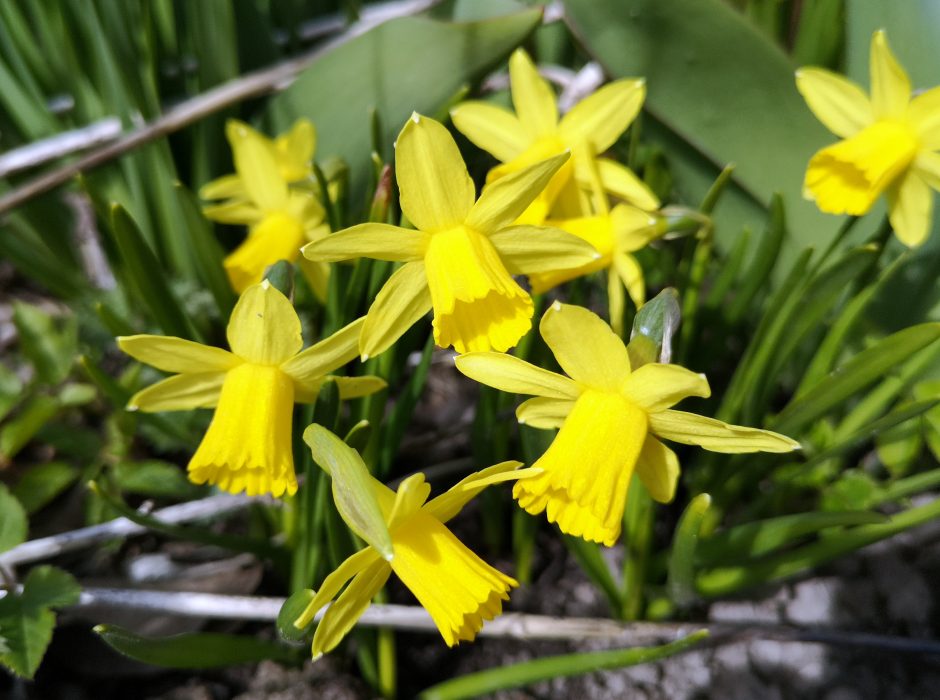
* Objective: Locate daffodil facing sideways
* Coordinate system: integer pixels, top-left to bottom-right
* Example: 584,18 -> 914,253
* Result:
797,30 -> 940,247
117,282 -> 385,497
455,303 -> 800,546
451,48 -> 659,224
295,426 -> 537,656
302,113 -> 599,358
201,120 -> 331,297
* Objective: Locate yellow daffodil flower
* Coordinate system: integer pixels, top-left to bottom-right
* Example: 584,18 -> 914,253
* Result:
455,303 -> 800,546
117,282 -> 385,497
302,113 -> 599,358
797,30 -> 940,246
451,48 -> 659,224
201,120 -> 330,298
295,451 -> 532,656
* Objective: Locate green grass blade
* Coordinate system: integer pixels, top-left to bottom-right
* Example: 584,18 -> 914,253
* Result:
667,493 -> 711,608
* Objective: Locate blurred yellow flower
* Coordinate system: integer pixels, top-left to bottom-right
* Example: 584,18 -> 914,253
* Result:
295,444 -> 531,656
451,48 -> 658,224
302,113 -> 599,358
456,303 -> 800,546
201,120 -> 330,298
118,282 -> 384,497
798,30 -> 940,246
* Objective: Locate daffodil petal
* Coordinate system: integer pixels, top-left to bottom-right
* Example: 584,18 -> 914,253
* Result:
424,461 -> 524,523
607,267 -> 626,336
227,281 -> 302,365
127,372 -> 227,412
621,364 -> 711,412
451,101 -> 529,162
489,225 -> 600,275
516,396 -> 574,429
612,252 -> 645,308
396,114 -> 475,232
559,78 -> 645,153
539,302 -> 630,390
298,258 -> 330,304
302,223 -> 427,263
465,154 -> 570,234
332,376 -> 388,399
201,200 -> 262,225
388,473 -> 432,530
311,560 -> 391,658
455,352 -> 581,399
870,30 -> 911,119
915,151 -> 940,190
281,317 -> 363,389
118,335 -> 240,374
648,409 -> 801,452
888,171 -> 933,248
227,120 -> 288,211
199,174 -> 247,201
794,67 -> 872,138
908,86 -> 940,150
635,435 -> 679,504
612,204 -> 659,252
509,48 -> 558,136
294,547 -> 382,630
590,158 -> 661,210
360,262 -> 431,361
275,119 -> 316,180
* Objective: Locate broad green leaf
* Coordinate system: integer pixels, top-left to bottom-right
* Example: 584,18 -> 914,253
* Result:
0,566 -> 79,679
564,0 -> 840,257
277,589 -> 315,643
13,462 -> 79,515
419,631 -> 709,700
697,510 -> 886,566
266,9 -> 542,208
773,324 -> 940,435
0,483 -> 27,553
302,424 -> 393,561
94,625 -> 296,668
667,493 -> 710,607
109,204 -> 198,341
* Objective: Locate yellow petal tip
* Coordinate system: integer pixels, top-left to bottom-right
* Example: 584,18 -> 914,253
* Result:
361,353 -> 370,362
550,300 -> 563,312
410,112 -> 421,124
312,652 -> 324,662
260,279 -> 272,290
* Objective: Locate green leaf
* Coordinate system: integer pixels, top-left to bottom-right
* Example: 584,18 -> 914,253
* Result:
12,302 -> 76,385
0,566 -> 80,679
564,0 -> 840,258
13,462 -> 80,515
94,625 -> 296,669
667,493 -> 711,607
773,324 -> 940,435
109,204 -> 198,341
419,631 -> 709,700
266,9 -> 542,208
302,424 -> 393,561
343,420 -> 373,454
697,510 -> 886,566
277,589 -> 315,643
0,483 -> 27,553
0,395 -> 60,466
0,364 -> 23,423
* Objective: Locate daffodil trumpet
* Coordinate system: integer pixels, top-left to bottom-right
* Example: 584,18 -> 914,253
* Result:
455,302 -> 800,546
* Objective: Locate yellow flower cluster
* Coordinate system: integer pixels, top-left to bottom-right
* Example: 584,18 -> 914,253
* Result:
114,32 -> 937,654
